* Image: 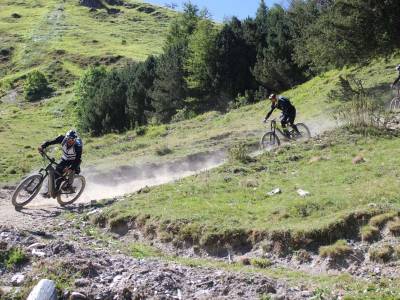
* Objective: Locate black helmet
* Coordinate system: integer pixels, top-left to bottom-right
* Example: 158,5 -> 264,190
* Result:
66,130 -> 78,140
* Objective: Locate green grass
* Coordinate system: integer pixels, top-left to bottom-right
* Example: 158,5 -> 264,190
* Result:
96,128 -> 400,251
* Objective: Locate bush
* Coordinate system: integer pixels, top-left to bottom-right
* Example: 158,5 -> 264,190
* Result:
250,258 -> 272,268
135,126 -> 147,136
228,142 -> 251,163
0,247 -> 28,270
331,77 -> 394,134
171,107 -> 197,123
155,145 -> 172,156
23,70 -> 52,101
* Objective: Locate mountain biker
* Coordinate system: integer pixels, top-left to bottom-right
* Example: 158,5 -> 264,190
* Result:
264,94 -> 299,137
38,130 -> 83,194
391,64 -> 400,91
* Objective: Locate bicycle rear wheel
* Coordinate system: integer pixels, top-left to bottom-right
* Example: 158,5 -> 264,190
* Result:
57,175 -> 86,206
293,123 -> 311,142
260,132 -> 280,150
11,174 -> 43,208
390,97 -> 400,111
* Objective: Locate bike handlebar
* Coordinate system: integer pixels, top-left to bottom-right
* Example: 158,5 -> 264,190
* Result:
40,151 -> 57,165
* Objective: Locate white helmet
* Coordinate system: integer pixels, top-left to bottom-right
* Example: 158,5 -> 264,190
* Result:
396,64 -> 400,72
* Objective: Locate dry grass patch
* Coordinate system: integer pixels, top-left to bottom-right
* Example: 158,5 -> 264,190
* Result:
369,212 -> 398,228
360,225 -> 379,242
319,240 -> 352,259
369,244 -> 394,263
388,219 -> 400,236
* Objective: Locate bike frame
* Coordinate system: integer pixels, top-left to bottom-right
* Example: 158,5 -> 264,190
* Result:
39,152 -> 66,198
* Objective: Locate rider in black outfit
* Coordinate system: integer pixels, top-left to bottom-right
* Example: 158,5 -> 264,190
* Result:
38,130 -> 82,193
264,94 -> 299,137
391,64 -> 400,89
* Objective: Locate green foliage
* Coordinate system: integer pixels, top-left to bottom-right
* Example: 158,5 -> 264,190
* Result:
0,247 -> 28,270
150,45 -> 187,123
185,18 -> 217,92
171,106 -> 197,123
292,0 -> 400,70
213,18 -> 257,98
75,66 -> 129,135
253,5 -> 305,91
23,70 -> 52,101
251,257 -> 272,268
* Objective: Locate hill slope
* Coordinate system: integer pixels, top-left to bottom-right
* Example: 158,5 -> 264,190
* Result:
0,0 -> 175,90
1,54 -> 399,183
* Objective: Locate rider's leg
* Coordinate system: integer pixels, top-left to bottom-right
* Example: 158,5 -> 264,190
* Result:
55,160 -> 69,190
289,111 -> 299,133
281,116 -> 290,138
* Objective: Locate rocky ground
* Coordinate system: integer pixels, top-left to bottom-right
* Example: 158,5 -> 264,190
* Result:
0,205 -> 311,300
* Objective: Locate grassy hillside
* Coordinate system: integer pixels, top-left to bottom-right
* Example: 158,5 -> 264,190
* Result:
1,53 -> 399,183
0,0 -> 175,90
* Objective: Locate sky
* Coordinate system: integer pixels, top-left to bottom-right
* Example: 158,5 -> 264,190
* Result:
144,0 -> 288,22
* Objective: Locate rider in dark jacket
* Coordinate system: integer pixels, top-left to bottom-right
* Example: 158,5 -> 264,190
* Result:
392,64 -> 400,89
264,94 -> 299,136
38,130 -> 82,190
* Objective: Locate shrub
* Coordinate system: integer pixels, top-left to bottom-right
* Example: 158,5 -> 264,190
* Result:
155,145 -> 172,156
228,142 -> 251,163
330,76 -> 394,134
251,258 -> 272,268
171,107 -> 197,123
0,247 -> 28,269
319,240 -> 352,259
135,126 -> 147,136
369,244 -> 394,263
23,70 -> 52,101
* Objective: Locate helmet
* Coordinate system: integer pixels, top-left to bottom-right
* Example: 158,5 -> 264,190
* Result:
269,94 -> 276,100
66,130 -> 78,140
396,64 -> 400,72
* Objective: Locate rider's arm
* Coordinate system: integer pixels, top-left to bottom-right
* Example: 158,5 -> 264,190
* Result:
264,104 -> 276,121
41,135 -> 65,149
70,141 -> 82,170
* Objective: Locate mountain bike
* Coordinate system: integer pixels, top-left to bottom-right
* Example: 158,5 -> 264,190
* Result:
390,87 -> 400,111
11,151 -> 86,208
260,118 -> 311,150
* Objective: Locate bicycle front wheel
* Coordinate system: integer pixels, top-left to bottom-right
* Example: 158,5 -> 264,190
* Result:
260,132 -> 280,150
293,123 -> 311,142
57,175 -> 86,206
12,174 -> 43,208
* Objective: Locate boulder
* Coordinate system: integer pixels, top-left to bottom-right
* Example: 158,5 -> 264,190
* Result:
27,279 -> 57,300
